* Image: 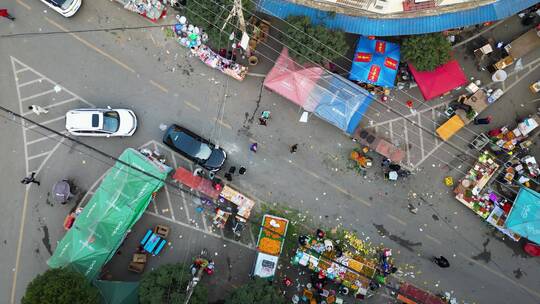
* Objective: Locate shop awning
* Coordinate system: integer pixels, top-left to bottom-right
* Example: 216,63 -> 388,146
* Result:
349,37 -> 400,88
409,60 -> 467,101
506,187 -> 540,244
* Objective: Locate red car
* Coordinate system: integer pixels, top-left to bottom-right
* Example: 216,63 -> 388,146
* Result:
524,242 -> 540,257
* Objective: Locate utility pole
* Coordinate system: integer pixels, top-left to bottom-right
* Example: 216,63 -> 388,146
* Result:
221,0 -> 246,33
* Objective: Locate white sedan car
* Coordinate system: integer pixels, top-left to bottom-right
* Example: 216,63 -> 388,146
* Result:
40,0 -> 82,17
65,108 -> 137,137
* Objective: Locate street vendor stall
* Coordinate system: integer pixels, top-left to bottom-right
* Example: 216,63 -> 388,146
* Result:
505,187 -> 540,245
115,0 -> 166,22
454,150 -> 500,219
195,45 -> 248,81
172,16 -> 248,81
292,234 -> 382,299
487,114 -> 539,154
409,60 -> 467,101
253,214 -> 289,279
213,185 -> 255,233
349,37 -> 400,88
172,166 -> 221,199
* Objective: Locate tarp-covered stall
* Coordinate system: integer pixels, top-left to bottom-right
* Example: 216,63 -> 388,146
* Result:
264,47 -> 375,135
409,60 -> 467,101
349,37 -> 400,88
506,187 -> 540,244
48,148 -> 172,280
313,75 -> 374,134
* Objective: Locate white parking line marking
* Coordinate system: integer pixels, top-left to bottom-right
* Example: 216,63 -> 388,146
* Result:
424,233 -> 442,245
11,57 -> 94,107
20,89 -> 56,102
389,121 -> 394,143
15,67 -> 30,74
418,113 -> 424,159
26,116 -> 64,129
386,214 -> 406,226
22,97 -> 78,116
214,117 -> 232,129
164,185 -> 176,220
404,122 -> 410,165
180,188 -> 191,221
18,78 -> 45,88
201,214 -> 210,232
26,131 -> 67,145
145,211 -> 255,250
45,17 -> 136,74
184,101 -> 201,112
27,151 -> 50,161
16,0 -> 32,10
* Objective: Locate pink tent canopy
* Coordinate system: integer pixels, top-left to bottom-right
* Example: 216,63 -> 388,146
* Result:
409,60 -> 467,101
263,48 -> 323,111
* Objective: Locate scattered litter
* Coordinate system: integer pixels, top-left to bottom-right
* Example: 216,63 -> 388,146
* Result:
162,208 -> 169,213
159,123 -> 167,131
53,85 -> 62,93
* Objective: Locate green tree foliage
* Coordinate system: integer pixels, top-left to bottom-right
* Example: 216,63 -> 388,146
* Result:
283,16 -> 348,65
139,263 -> 208,304
402,33 -> 452,71
225,278 -> 285,304
185,0 -> 253,49
22,268 -> 100,304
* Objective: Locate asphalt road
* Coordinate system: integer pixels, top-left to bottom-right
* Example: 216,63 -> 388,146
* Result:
1,1 -> 540,303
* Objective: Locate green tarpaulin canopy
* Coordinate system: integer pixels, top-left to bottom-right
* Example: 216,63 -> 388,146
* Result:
95,280 -> 139,304
48,148 -> 172,280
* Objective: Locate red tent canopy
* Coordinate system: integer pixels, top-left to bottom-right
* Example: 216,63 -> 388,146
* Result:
409,60 -> 467,101
172,167 -> 221,199
263,48 -> 323,111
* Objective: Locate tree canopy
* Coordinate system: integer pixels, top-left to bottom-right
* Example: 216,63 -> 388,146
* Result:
282,16 -> 348,65
225,278 -> 285,304
402,33 -> 452,71
22,268 -> 100,304
139,263 -> 208,304
185,0 -> 253,50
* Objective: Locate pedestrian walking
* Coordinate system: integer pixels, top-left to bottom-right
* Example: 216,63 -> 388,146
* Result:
290,144 -> 298,154
21,172 -> 40,186
238,167 -> 246,175
433,256 -> 450,268
0,9 -> 15,21
249,143 -> 258,153
29,105 -> 48,115
260,110 -> 271,120
258,117 -> 267,126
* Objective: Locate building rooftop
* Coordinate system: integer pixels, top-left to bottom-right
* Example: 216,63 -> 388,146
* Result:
256,0 -> 538,35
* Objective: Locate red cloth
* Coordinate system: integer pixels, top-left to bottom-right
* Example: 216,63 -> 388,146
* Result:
409,60 -> 468,101
0,9 -> 9,17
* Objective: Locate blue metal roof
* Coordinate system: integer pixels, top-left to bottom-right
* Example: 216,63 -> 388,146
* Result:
256,0 -> 540,36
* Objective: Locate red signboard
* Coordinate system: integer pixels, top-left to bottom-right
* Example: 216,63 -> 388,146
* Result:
368,65 -> 381,82
355,52 -> 372,62
384,57 -> 398,70
375,41 -> 386,54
